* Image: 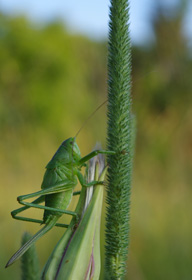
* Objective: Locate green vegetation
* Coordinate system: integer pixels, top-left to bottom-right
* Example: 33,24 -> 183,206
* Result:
21,232 -> 40,280
1,2 -> 192,279
105,0 -> 133,278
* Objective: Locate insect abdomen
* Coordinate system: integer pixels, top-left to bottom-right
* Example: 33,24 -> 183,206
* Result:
43,190 -> 73,223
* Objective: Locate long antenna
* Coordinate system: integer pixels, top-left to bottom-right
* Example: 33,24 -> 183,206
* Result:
71,99 -> 107,177
74,71 -> 155,139
74,99 -> 107,139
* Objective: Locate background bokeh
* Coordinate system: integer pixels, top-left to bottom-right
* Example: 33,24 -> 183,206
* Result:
0,1 -> 192,279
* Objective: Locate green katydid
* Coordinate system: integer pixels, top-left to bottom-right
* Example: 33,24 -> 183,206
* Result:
5,137 -> 114,268
5,103 -> 115,268
42,153 -> 106,280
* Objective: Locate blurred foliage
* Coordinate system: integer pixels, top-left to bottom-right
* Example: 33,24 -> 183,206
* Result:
1,1 -> 192,279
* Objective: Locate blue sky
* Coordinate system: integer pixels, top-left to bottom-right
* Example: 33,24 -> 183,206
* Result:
0,0 -> 191,45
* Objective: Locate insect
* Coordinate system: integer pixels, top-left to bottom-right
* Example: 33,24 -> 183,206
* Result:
42,153 -> 106,279
5,136 -> 115,267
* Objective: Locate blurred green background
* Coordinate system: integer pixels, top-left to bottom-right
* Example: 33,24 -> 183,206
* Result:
1,2 -> 192,280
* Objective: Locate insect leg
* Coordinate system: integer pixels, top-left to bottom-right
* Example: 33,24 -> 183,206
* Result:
18,200 -> 78,218
11,196 -> 69,228
11,196 -> 44,223
16,181 -> 78,218
79,150 -> 115,166
76,170 -> 104,188
17,179 -> 74,202
73,191 -> 81,196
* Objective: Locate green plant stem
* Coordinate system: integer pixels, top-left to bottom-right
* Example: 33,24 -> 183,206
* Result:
21,232 -> 40,280
105,0 -> 133,279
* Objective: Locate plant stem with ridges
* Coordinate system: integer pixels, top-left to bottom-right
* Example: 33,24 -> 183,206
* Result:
105,0 -> 133,279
